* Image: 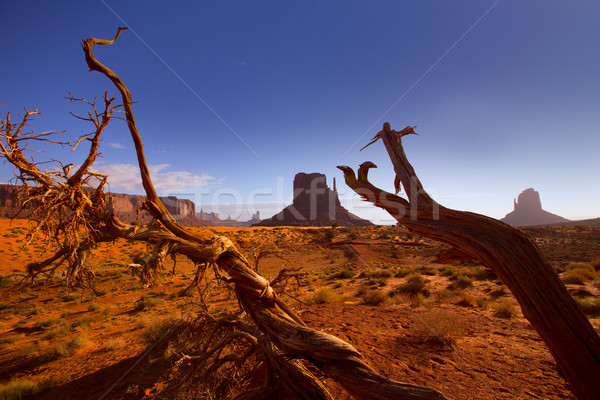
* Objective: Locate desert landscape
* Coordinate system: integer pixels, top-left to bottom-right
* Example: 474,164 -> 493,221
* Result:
2,5 -> 600,398
1,217 -> 599,399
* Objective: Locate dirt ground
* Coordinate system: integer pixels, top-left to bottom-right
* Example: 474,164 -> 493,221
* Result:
1,219 -> 599,399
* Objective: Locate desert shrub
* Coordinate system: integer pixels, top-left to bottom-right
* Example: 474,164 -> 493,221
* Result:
408,293 -> 426,308
440,265 -> 458,277
329,269 -> 355,279
87,302 -> 101,312
348,232 -> 359,240
476,297 -> 489,310
394,267 -> 412,278
591,259 -> 600,271
70,316 -> 96,330
324,229 -> 336,241
332,282 -> 343,289
34,317 -> 65,330
134,294 -> 163,311
394,273 -> 428,297
456,292 -> 477,308
565,262 -> 595,272
415,265 -> 437,276
409,310 -> 462,346
142,317 -> 178,345
472,267 -> 497,281
361,290 -> 387,306
450,274 -> 474,289
0,335 -> 20,346
35,376 -> 58,392
309,289 -> 338,304
42,334 -> 89,361
0,275 -> 12,289
494,300 -> 518,319
17,343 -> 39,358
0,379 -> 37,400
562,268 -> 595,285
574,297 -> 600,316
63,293 -> 80,302
355,284 -> 370,297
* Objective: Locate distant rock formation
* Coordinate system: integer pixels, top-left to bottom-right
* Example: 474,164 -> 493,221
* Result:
253,172 -> 372,227
0,184 -> 208,227
501,188 -> 570,226
197,209 -> 221,221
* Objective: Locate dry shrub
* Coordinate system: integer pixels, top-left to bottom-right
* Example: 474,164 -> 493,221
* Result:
361,289 -> 387,306
394,273 -> 428,297
0,379 -> 37,400
142,317 -> 178,345
574,297 -> 600,316
309,289 -> 339,304
494,300 -> 518,319
562,268 -> 595,285
409,309 -> 462,346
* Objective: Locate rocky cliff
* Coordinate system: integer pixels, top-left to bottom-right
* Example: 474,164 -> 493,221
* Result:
501,188 -> 570,226
253,173 -> 372,227
0,184 -> 208,226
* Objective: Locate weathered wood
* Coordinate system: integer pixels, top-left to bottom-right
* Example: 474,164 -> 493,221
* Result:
338,122 -> 600,400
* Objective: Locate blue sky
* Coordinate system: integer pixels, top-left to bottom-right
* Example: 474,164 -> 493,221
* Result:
1,1 -> 599,224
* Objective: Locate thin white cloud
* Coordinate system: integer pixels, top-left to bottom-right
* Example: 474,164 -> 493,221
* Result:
93,163 -> 221,191
107,142 -> 127,149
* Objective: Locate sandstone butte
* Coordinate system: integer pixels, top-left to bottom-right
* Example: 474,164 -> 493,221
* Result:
253,172 -> 373,227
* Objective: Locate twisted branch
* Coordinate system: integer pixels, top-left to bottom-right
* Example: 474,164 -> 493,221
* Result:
338,122 -> 600,400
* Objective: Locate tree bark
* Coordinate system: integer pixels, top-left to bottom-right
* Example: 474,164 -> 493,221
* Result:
338,123 -> 600,400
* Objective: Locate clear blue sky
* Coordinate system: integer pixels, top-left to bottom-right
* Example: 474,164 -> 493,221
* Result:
2,1 -> 599,224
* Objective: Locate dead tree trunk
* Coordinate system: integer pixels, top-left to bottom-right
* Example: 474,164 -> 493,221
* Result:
81,29 -> 450,400
338,123 -> 600,400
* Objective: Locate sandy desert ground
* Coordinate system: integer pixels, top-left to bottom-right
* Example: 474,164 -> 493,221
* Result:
1,218 -> 599,399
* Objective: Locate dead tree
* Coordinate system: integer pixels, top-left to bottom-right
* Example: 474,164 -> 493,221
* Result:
1,28 -> 451,399
338,123 -> 600,400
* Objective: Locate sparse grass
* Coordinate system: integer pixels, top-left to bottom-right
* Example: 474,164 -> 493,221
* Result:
409,310 -> 462,346
494,300 -> 518,319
